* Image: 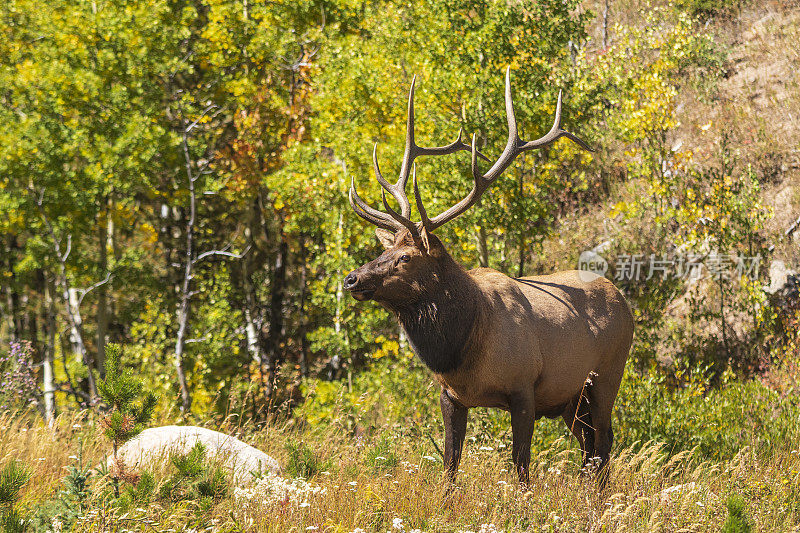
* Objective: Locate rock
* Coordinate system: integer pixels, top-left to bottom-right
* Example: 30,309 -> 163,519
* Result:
766,260 -> 797,294
110,425 -> 281,486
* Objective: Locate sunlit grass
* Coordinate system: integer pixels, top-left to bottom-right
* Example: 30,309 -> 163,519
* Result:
2,409 -> 799,532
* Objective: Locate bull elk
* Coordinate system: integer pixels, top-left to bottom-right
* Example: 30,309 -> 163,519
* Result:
344,68 -> 633,486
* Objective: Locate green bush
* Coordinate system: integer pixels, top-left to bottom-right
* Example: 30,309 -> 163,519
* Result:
614,366 -> 800,459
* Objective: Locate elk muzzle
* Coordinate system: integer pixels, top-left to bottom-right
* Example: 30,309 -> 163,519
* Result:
343,269 -> 375,301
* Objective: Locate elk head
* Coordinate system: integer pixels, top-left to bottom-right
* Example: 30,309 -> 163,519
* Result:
344,68 -> 592,309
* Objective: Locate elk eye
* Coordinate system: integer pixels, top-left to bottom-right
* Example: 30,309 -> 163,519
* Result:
399,254 -> 411,263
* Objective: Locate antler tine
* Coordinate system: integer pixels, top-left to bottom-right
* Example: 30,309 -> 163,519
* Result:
398,75 -> 490,188
413,163 -> 432,231
373,143 -> 412,218
517,90 -> 595,153
397,74 -> 418,189
349,176 -> 406,233
484,67 -> 594,181
423,67 -> 593,232
382,189 -> 419,236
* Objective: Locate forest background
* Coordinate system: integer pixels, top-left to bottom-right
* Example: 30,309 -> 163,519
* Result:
1,0 -> 800,530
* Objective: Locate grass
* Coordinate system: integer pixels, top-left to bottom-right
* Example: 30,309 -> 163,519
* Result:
2,407 -> 799,532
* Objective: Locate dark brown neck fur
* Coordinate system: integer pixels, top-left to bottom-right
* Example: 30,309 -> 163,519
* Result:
389,251 -> 481,374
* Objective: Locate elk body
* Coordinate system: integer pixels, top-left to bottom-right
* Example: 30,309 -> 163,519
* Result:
344,69 -> 633,486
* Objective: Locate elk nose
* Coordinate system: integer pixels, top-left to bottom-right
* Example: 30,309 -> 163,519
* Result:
343,272 -> 359,290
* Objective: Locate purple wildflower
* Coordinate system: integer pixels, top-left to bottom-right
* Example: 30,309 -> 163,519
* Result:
0,341 -> 40,411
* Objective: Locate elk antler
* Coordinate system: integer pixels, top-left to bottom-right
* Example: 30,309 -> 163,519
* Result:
349,75 -> 487,236
416,67 -> 593,233
349,68 -> 592,236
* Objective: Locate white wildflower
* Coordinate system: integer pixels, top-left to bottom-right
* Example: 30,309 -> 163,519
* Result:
479,446 -> 493,451
422,455 -> 437,462
233,473 -> 326,509
392,517 -> 404,529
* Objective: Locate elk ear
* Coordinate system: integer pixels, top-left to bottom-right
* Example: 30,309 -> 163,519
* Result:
375,228 -> 396,250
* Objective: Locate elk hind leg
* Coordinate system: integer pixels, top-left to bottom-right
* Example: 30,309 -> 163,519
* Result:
562,391 -> 595,470
587,376 -> 620,489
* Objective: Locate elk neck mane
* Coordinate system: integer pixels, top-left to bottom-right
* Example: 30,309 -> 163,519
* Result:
392,252 -> 482,374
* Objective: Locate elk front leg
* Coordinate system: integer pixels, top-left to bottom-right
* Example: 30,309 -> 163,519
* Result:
440,389 -> 468,482
510,396 -> 536,486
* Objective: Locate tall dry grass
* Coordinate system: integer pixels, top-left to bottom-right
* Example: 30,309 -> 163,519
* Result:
3,408 -> 799,532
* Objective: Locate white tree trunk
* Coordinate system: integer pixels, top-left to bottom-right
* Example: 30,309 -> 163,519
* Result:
244,307 -> 261,364
43,281 -> 56,424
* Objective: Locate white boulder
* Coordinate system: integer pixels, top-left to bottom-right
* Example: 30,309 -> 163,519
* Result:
110,425 -> 281,485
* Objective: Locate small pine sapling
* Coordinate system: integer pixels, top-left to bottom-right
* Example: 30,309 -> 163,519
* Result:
96,343 -> 157,496
60,441 -> 92,516
0,460 -> 31,533
722,494 -> 752,533
158,442 -> 229,510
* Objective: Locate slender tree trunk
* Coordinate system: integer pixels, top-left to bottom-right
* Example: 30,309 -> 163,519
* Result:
298,233 -> 309,377
3,284 -> 18,343
244,307 -> 261,363
33,195 -> 98,399
174,285 -> 192,412
241,249 -> 263,366
3,239 -> 22,342
65,286 -> 97,398
263,221 -> 287,400
43,279 -> 57,424
602,0 -> 610,49
334,209 -> 344,342
95,204 -> 110,376
174,129 -> 197,413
